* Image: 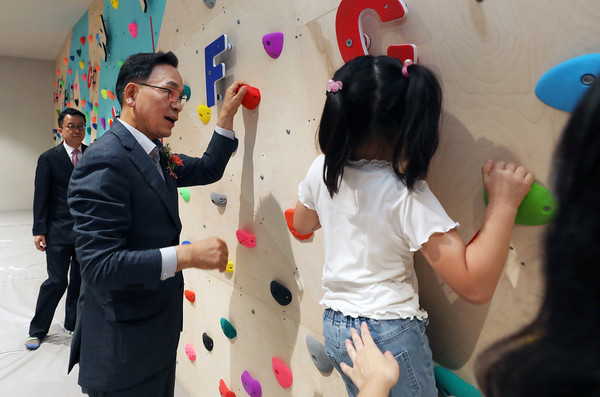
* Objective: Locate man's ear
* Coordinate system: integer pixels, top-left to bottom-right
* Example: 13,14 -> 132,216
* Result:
123,83 -> 137,106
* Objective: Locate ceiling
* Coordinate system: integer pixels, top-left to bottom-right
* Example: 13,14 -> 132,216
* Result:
0,0 -> 95,61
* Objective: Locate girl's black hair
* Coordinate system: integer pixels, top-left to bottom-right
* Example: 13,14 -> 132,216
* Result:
318,55 -> 442,196
115,51 -> 179,106
476,77 -> 600,396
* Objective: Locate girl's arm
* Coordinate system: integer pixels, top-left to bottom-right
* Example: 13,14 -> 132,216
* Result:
420,160 -> 534,305
293,200 -> 321,235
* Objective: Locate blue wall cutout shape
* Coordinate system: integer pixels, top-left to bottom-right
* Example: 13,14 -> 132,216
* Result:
205,34 -> 231,108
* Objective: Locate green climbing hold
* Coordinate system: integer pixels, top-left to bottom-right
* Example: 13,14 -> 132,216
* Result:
434,366 -> 482,397
220,318 -> 237,339
484,181 -> 557,226
118,61 -> 124,68
183,85 -> 191,101
179,188 -> 190,202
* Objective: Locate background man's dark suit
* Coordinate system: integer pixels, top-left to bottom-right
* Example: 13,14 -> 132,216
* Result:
67,119 -> 237,392
29,141 -> 87,338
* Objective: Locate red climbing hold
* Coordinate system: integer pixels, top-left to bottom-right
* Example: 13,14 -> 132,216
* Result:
219,379 -> 236,397
240,85 -> 261,110
184,289 -> 196,303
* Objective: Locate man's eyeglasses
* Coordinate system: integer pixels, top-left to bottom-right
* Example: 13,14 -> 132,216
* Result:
138,83 -> 188,107
63,124 -> 86,131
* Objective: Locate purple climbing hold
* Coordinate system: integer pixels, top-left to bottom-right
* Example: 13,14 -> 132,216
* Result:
262,32 -> 284,59
241,370 -> 262,397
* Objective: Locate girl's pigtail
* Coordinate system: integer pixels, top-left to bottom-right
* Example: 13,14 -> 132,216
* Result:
319,88 -> 350,197
394,63 -> 442,190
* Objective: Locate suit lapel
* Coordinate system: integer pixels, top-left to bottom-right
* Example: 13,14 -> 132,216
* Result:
55,142 -> 73,169
111,120 -> 181,228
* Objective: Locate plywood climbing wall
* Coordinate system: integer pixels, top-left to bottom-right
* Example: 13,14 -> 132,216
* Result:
54,0 -> 600,395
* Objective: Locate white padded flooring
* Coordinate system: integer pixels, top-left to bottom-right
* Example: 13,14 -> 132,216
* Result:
0,210 -> 189,396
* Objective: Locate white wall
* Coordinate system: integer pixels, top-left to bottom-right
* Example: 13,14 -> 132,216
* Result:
0,56 -> 54,211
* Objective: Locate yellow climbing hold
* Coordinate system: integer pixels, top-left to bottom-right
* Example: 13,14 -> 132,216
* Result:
101,89 -> 108,100
111,0 -> 118,10
197,105 -> 211,124
226,261 -> 234,273
79,61 -> 84,70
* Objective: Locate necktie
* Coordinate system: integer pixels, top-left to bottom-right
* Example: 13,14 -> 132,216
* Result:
72,149 -> 79,167
149,147 -> 165,181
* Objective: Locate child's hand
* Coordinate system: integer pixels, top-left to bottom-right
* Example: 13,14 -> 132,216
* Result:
482,160 -> 535,210
340,322 -> 399,392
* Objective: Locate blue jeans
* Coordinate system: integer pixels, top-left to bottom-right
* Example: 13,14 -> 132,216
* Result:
323,309 -> 438,397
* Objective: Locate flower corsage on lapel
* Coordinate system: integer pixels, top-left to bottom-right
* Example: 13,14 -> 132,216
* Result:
159,143 -> 183,180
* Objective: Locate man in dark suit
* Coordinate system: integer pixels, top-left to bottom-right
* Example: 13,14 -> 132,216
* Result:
67,51 -> 247,396
26,108 -> 87,350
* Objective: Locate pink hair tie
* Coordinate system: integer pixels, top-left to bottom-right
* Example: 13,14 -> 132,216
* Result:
326,80 -> 343,93
402,59 -> 413,78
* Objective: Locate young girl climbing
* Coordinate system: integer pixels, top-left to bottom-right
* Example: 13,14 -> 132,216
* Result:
293,55 -> 534,397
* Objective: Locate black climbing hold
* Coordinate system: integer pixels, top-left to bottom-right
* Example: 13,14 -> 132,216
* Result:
270,280 -> 292,306
203,332 -> 214,351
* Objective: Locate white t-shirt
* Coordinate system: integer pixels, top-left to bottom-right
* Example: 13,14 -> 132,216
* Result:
298,154 -> 459,320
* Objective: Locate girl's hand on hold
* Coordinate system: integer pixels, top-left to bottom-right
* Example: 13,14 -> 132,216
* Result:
482,160 -> 535,210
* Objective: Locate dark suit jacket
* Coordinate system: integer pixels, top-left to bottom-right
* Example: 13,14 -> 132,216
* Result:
33,142 -> 87,245
67,119 -> 237,391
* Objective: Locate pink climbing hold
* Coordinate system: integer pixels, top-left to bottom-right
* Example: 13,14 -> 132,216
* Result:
272,357 -> 293,388
185,344 -> 196,361
262,32 -> 284,59
128,23 -> 138,38
236,229 -> 256,248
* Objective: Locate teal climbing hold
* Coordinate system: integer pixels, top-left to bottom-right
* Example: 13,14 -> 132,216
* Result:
484,181 -> 557,226
434,366 -> 482,397
220,318 -> 237,339
179,188 -> 191,202
183,85 -> 191,101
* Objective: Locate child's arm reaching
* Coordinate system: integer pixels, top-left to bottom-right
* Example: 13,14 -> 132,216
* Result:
293,201 -> 321,235
420,160 -> 535,305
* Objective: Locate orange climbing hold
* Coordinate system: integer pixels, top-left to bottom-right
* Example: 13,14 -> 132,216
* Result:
284,209 -> 313,240
184,289 -> 196,303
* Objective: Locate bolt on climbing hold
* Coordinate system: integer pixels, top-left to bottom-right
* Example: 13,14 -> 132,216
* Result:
184,344 -> 196,361
270,281 -> 292,306
272,357 -> 293,388
220,317 -> 237,339
241,371 -> 262,397
203,333 -> 214,351
184,289 -> 196,303
236,229 -> 256,248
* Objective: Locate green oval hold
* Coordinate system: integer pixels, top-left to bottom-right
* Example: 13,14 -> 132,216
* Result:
220,318 -> 237,339
179,188 -> 190,202
434,366 -> 482,397
183,85 -> 191,101
484,181 -> 557,226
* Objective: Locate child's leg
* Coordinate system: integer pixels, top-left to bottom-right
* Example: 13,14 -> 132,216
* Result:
323,309 -> 438,397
